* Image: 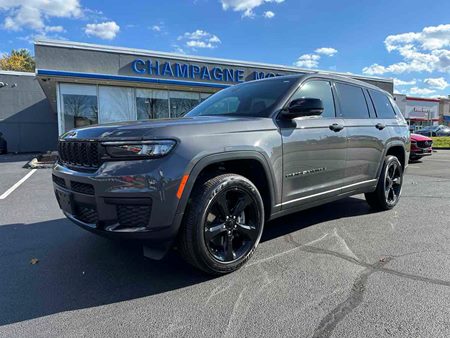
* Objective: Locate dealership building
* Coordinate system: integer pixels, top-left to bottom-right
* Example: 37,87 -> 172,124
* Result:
394,94 -> 450,130
0,39 -> 400,153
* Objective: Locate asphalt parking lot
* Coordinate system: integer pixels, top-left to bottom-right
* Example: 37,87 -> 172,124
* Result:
1,151 -> 450,337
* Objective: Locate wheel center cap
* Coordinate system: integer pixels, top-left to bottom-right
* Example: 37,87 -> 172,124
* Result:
226,218 -> 236,229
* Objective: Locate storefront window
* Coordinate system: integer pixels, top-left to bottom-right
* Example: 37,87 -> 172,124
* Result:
136,89 -> 169,120
99,86 -> 136,123
58,84 -> 216,132
200,93 -> 211,102
60,84 -> 98,132
169,91 -> 200,118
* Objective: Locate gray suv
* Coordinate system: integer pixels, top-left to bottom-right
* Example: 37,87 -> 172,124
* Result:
53,74 -> 410,275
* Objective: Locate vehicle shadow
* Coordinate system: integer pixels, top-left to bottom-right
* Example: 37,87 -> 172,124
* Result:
0,196 -> 373,326
261,196 -> 374,242
408,159 -> 423,164
0,219 -> 209,326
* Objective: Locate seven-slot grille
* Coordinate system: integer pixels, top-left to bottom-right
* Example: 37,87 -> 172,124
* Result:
58,141 -> 100,168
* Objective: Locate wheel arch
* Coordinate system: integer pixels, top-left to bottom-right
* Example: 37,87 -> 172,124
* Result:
385,143 -> 407,170
375,142 -> 407,180
173,151 -> 278,231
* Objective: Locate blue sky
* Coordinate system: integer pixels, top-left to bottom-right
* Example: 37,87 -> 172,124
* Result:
0,0 -> 449,97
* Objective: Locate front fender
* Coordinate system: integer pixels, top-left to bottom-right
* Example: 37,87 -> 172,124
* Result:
172,150 -> 279,232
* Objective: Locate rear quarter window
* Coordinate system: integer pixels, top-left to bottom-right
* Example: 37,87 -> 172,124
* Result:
369,89 -> 397,119
335,83 -> 370,119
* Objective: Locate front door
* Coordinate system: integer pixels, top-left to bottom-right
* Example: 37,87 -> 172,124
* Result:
279,79 -> 347,208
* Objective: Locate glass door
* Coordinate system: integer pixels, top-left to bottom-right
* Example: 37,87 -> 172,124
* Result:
136,89 -> 170,120
98,86 -> 136,124
169,91 -> 200,118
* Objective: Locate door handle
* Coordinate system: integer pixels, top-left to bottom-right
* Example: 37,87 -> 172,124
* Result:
329,123 -> 344,132
375,123 -> 386,130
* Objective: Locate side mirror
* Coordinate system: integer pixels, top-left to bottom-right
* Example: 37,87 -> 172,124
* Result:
282,98 -> 324,119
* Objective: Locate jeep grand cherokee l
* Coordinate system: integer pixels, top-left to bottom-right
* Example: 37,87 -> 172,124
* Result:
53,74 -> 409,275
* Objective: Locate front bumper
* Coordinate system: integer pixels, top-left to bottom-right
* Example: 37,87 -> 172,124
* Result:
410,147 -> 433,157
52,159 -> 185,242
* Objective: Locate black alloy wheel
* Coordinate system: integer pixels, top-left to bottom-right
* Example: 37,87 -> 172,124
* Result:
204,188 -> 259,262
365,155 -> 403,211
178,174 -> 264,275
384,159 -> 402,207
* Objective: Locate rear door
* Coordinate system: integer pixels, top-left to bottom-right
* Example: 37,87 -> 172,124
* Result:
368,88 -> 404,159
280,79 -> 347,208
335,82 -> 386,188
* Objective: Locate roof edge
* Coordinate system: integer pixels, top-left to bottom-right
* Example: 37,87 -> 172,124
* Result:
0,70 -> 35,76
34,39 -> 393,84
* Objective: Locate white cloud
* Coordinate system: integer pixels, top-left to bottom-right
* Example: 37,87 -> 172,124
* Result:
172,44 -> 186,54
293,47 -> 338,68
151,25 -> 161,32
149,23 -> 167,35
84,21 -> 120,40
44,25 -> 65,33
82,8 -> 107,22
315,47 -> 338,56
363,23 -> 450,75
263,11 -> 275,18
393,78 -> 417,86
294,54 -> 320,68
385,24 -> 450,52
409,87 -> 436,96
424,77 -> 449,90
178,29 -> 221,49
221,0 -> 284,18
0,0 -> 82,31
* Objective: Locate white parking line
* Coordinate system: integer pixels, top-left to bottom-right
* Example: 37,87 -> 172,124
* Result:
0,169 -> 37,200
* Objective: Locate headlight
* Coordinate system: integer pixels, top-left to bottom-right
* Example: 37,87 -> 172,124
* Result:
102,140 -> 176,159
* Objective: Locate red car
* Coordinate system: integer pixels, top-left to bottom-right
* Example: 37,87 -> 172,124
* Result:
410,133 -> 433,161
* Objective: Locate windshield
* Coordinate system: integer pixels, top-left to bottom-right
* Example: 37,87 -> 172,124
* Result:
186,78 -> 297,118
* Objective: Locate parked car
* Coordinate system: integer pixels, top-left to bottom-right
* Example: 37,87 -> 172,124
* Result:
410,133 -> 432,161
416,125 -> 450,137
437,127 -> 450,136
0,132 -> 7,154
52,74 -> 409,275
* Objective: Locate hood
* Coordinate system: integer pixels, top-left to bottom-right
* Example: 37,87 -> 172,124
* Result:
411,133 -> 432,141
60,115 -> 274,141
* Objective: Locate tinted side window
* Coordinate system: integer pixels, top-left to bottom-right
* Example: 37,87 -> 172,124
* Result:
369,89 -> 396,119
336,83 -> 369,119
389,96 -> 404,118
290,80 -> 336,118
363,89 -> 377,118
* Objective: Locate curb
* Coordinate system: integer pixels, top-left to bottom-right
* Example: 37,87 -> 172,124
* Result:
23,152 -> 58,169
23,158 -> 55,169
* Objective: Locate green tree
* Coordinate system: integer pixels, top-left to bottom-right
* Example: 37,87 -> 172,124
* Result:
0,49 -> 35,72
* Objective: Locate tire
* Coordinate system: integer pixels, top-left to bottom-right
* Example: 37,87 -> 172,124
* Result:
178,174 -> 264,275
365,155 -> 403,211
